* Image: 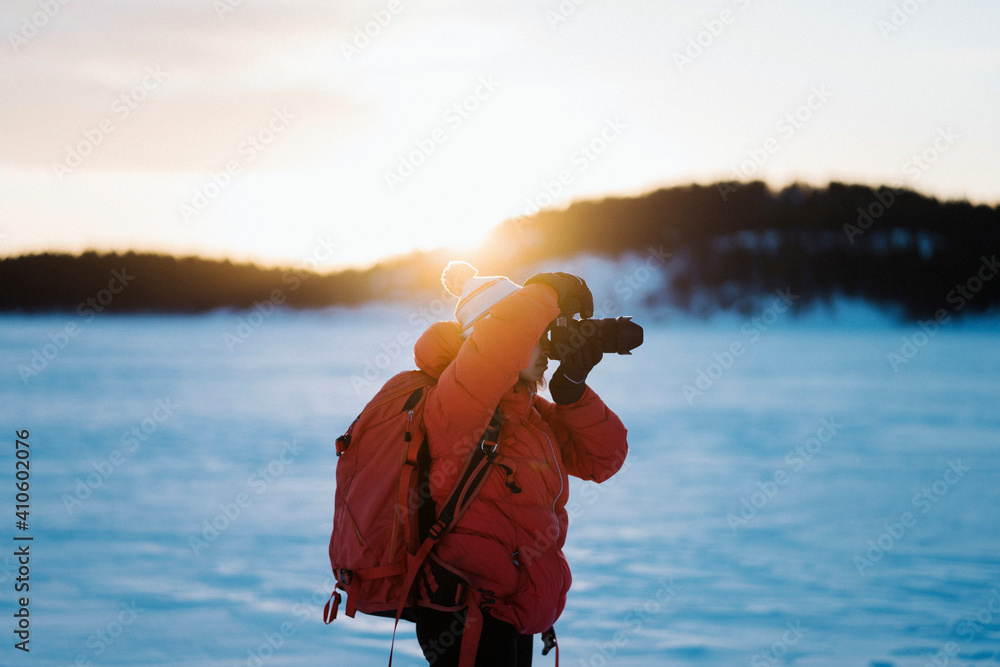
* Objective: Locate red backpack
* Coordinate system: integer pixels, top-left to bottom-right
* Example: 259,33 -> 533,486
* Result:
324,370 -> 506,666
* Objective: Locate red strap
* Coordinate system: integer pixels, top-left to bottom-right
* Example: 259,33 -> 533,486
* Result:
370,417 -> 500,666
387,617 -> 400,667
345,578 -> 358,618
385,537 -> 439,666
354,562 -> 405,580
459,589 -> 484,667
399,412 -> 424,551
322,590 -> 340,624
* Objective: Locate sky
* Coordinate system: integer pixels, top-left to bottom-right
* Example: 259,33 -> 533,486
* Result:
1,0 -> 999,271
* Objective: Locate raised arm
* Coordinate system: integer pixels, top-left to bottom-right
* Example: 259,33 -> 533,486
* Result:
424,283 -> 559,451
537,388 -> 629,483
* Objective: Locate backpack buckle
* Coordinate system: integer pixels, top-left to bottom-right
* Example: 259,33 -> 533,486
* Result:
480,439 -> 498,455
542,626 -> 557,655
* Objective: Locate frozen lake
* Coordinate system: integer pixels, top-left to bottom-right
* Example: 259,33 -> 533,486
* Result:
3,302 -> 999,666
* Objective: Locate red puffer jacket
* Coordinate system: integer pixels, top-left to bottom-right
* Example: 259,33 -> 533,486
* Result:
414,283 -> 629,635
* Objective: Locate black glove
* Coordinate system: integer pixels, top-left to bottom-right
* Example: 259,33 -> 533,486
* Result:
548,326 -> 603,404
524,272 -> 594,319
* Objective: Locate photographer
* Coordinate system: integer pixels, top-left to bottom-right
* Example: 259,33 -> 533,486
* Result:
412,261 -> 630,666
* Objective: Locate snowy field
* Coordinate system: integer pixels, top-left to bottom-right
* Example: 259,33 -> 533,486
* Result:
3,293 -> 1000,666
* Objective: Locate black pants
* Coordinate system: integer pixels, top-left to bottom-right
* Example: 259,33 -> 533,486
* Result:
415,607 -> 533,666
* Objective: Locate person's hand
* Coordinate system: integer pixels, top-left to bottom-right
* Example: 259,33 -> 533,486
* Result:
549,326 -> 603,404
524,272 -> 594,318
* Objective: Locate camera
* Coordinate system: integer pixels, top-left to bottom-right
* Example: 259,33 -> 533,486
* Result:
546,315 -> 643,361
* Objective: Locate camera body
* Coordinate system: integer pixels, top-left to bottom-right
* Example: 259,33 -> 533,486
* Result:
546,315 -> 643,361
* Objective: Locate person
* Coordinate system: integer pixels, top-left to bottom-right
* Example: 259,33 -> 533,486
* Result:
411,261 -> 629,666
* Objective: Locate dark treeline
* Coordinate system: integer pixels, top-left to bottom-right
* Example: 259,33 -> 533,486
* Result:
477,181 -> 1000,319
2,181 -> 999,319
0,252 -> 376,313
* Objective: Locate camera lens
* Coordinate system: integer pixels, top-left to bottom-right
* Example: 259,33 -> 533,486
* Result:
609,316 -> 643,355
547,316 -> 643,360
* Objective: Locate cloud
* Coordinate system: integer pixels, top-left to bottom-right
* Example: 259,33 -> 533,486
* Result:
0,0 -> 372,171
2,84 -> 369,172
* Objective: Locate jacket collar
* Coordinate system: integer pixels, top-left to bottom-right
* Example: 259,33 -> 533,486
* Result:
501,382 -> 537,421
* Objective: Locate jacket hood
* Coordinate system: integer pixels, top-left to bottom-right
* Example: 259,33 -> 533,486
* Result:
414,320 -> 464,379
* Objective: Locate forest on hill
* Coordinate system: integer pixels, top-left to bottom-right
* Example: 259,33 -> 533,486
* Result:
2,181 -> 999,320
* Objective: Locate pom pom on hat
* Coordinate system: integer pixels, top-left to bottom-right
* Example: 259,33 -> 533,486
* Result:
440,261 -> 521,334
442,260 -> 479,298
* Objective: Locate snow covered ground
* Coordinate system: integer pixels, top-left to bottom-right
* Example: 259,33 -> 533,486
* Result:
3,289 -> 999,666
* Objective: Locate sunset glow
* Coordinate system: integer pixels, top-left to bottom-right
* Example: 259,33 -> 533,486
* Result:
2,0 -> 998,269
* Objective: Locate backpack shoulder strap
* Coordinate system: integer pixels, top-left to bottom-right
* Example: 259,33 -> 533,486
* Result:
386,411 -> 502,666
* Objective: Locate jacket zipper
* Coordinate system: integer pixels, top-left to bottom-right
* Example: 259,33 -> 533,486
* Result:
527,385 -> 564,518
540,430 -> 563,519
510,387 -> 563,553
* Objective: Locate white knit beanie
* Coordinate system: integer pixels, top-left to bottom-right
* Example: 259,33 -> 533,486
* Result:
441,261 -> 521,335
